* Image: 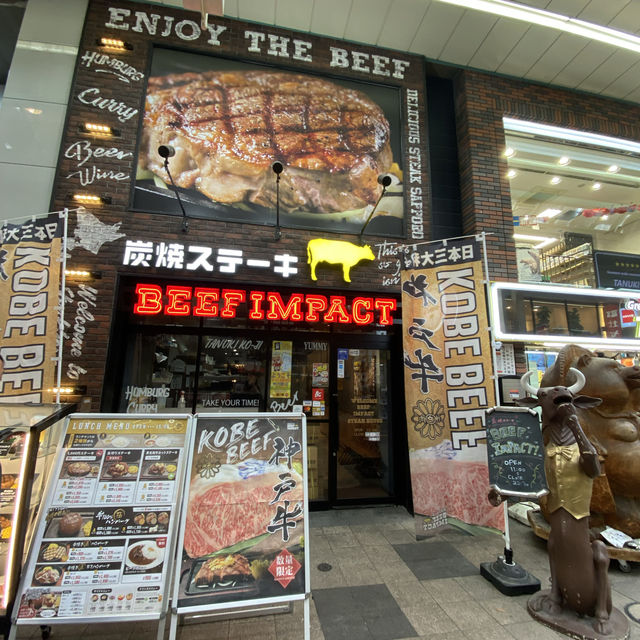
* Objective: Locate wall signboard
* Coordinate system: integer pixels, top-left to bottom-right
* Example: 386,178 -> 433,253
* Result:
594,251 -> 640,291
170,412 -> 309,639
485,407 -> 547,499
11,414 -> 191,632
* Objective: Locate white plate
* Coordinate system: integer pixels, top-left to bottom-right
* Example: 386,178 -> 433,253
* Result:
125,540 -> 164,570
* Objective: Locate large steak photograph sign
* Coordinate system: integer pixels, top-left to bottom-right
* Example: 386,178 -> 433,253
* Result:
173,413 -> 309,613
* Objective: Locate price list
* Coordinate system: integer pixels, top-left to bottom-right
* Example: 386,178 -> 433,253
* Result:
15,416 -> 190,626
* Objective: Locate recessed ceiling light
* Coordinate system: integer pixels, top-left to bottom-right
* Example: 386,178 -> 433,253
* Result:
558,156 -> 570,166
550,176 -> 561,185
537,208 -> 562,219
507,169 -> 517,179
607,165 -> 619,173
592,182 -> 602,190
504,147 -> 515,158
602,215 -> 609,220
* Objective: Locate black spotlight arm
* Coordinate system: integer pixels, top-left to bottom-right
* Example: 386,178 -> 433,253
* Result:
158,145 -> 189,233
359,174 -> 392,242
272,161 -> 283,240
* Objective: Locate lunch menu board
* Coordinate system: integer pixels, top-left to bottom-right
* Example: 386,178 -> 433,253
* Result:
485,407 -> 548,499
173,413 -> 309,615
13,414 -> 190,625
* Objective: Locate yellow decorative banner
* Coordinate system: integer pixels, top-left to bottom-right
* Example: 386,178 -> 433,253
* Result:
0,213 -> 64,403
400,237 -> 503,534
269,340 -> 292,399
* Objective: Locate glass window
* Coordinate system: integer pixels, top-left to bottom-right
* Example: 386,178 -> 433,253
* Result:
504,119 -> 640,287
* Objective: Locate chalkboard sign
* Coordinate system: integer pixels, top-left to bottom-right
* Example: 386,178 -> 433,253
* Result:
485,407 -> 548,499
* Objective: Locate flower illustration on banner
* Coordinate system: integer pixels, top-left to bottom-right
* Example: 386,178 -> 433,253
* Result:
411,398 -> 445,439
196,453 -> 221,479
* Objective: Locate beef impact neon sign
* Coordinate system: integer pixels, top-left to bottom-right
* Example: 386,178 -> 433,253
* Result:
133,284 -> 397,326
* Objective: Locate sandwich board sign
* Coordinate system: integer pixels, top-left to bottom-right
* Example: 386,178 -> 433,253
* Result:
170,412 -> 309,639
10,414 -> 191,639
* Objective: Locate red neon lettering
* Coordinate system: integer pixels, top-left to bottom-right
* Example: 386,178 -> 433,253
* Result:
267,292 -> 304,321
305,295 -> 328,322
249,291 -> 265,320
374,299 -> 396,325
220,289 -> 246,318
193,288 -> 219,317
133,284 -> 162,315
351,297 -> 374,325
166,286 -> 192,316
324,297 -> 351,323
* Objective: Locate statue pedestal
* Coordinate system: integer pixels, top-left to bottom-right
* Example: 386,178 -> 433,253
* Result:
528,590 -> 629,640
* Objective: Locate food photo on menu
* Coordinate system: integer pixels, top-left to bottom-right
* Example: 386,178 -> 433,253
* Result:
100,451 -> 142,481
44,509 -> 93,539
177,443 -> 306,608
123,538 -> 166,578
18,590 -> 61,619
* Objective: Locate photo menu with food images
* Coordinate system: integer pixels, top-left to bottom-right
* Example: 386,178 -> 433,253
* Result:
14,415 -> 190,624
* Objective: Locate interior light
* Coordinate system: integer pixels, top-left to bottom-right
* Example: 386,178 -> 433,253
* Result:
536,208 -> 562,219
592,182 -> 602,190
513,233 -> 556,244
507,169 -> 517,179
504,147 -> 515,158
602,215 -> 609,220
550,176 -> 561,185
24,107 -> 43,115
435,0 -> 640,54
64,269 -> 102,279
607,164 -> 620,173
98,37 -> 132,51
72,193 -> 111,205
558,156 -> 570,166
504,117 -> 640,154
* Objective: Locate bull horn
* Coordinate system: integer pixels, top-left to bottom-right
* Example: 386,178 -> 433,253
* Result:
566,367 -> 585,395
520,371 -> 537,396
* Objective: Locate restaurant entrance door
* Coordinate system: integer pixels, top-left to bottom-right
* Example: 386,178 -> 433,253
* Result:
330,338 -> 395,505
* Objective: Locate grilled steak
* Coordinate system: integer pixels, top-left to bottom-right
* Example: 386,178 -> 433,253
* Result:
139,70 -> 393,213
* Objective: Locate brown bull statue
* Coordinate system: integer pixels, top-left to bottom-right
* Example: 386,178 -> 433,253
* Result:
541,345 -> 640,537
518,368 -> 629,639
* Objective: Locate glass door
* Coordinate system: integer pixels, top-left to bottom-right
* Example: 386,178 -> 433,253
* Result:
333,343 -> 393,502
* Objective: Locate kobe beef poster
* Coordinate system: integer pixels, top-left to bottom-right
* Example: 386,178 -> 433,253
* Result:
400,237 -> 503,535
14,414 -> 190,627
173,412 -> 309,614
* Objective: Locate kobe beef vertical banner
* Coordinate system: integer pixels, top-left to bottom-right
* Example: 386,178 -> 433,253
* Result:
0,212 -> 65,402
400,236 -> 503,535
173,412 -> 309,617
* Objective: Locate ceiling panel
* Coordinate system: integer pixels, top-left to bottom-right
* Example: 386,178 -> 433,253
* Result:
468,17 -> 531,72
602,59 -> 640,97
519,1 -> 554,9
222,0 -> 239,17
623,83 -> 640,104
550,41 -> 616,88
576,48 -> 639,94
376,0 -> 429,51
544,0 -> 591,17
237,0 -> 275,25
495,24 -> 560,77
407,2 -> 463,58
439,10 -> 499,66
343,0 -> 391,46
274,0 -> 313,33
309,0 -> 352,38
577,0 -> 632,26
524,33 -> 591,84
607,2 -> 640,35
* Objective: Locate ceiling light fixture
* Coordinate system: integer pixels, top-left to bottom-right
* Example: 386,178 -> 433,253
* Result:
504,147 -> 515,158
513,233 -> 556,245
504,118 -> 640,154
558,156 -> 570,166
434,0 -> 640,54
607,164 -> 619,173
592,182 -> 602,190
507,169 -> 517,179
536,208 -> 562,219
550,176 -> 561,185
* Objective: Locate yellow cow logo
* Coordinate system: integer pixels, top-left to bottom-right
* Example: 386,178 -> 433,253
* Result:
307,238 -> 375,283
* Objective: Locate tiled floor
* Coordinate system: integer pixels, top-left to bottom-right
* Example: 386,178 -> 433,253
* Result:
12,505 -> 640,639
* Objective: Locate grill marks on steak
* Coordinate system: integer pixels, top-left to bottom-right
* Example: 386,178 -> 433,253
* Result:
140,70 -> 393,213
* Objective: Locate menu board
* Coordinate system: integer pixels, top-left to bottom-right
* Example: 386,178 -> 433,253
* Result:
13,414 -> 190,625
485,407 -> 548,499
173,413 -> 309,616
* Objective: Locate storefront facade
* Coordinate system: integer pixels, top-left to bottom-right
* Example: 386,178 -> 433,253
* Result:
3,0 -> 640,513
